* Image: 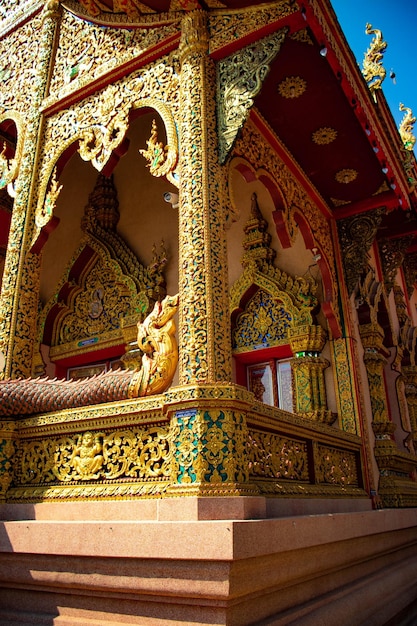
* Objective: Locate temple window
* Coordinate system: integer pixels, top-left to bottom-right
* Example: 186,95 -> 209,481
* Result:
247,359 -> 293,411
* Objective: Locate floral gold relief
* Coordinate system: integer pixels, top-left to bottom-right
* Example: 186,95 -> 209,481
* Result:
335,168 -> 358,184
278,76 -> 307,99
312,127 -> 337,145
217,29 -> 287,164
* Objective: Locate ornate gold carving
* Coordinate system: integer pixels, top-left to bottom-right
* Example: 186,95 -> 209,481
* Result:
35,168 -> 62,229
403,251 -> 417,298
31,168 -> 62,251
399,103 -> 416,152
0,381 -> 369,501
290,29 -> 313,46
36,174 -> 167,368
314,444 -> 358,486
16,425 -> 171,486
362,23 -> 387,94
208,0 -> 297,56
217,29 -> 287,164
46,10 -> 180,107
178,10 -> 231,384
233,289 -> 292,352
403,366 -> 417,448
336,208 -> 385,295
38,59 -> 180,211
179,9 -> 209,59
288,324 -> 326,355
0,421 -> 16,500
359,322 -> 397,448
241,191 -> 276,267
128,293 -> 179,397
139,118 -> 175,177
277,75 -> 307,99
0,142 -> 18,191
169,408 -> 250,493
335,168 -> 358,184
291,356 -> 334,425
248,429 -> 309,481
312,127 -> 337,145
233,122 -> 339,328
4,292 -> 179,415
331,338 -> 360,435
0,7 -> 60,379
0,0 -> 40,38
0,14 -> 44,113
230,192 -> 318,324
378,236 -> 413,294
330,197 -> 350,207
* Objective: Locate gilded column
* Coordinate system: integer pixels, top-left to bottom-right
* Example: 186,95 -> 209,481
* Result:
289,324 -> 335,424
0,0 -> 61,379
177,10 -> 232,385
403,366 -> 417,449
0,421 -> 16,501
331,337 -> 361,434
167,14 -> 255,497
359,323 -> 397,455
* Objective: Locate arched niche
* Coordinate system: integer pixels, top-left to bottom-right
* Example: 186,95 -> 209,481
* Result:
227,157 -> 338,335
0,114 -> 24,284
35,110 -> 179,379
228,190 -> 326,415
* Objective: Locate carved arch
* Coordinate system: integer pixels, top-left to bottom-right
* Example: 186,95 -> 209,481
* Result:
36,173 -> 167,371
33,101 -> 178,254
0,111 -> 25,192
229,157 -> 341,338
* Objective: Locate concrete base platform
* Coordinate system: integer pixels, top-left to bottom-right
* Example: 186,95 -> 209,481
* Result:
1,502 -> 417,625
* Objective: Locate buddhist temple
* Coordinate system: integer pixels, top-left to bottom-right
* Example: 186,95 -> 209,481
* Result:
1,0 -> 417,623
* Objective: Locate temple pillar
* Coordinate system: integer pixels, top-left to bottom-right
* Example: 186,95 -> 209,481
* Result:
0,421 -> 16,502
331,337 -> 362,434
403,366 -> 417,449
289,324 -> 334,424
165,11 -> 256,498
0,0 -> 61,379
177,10 -> 232,385
359,323 -> 396,448
359,323 -> 417,506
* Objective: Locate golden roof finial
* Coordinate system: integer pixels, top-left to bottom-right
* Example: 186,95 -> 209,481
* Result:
399,103 -> 416,152
362,24 -> 387,96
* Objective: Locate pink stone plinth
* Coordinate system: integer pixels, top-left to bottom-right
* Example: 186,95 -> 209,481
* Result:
0,495 -> 371,523
1,508 -> 417,625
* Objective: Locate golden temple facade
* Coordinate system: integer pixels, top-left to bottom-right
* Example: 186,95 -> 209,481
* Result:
0,0 -> 417,623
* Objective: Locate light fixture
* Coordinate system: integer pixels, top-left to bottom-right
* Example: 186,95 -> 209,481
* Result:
381,164 -> 389,174
319,45 -> 328,57
365,125 -> 371,136
301,6 -> 307,20
311,247 -> 321,262
163,192 -> 179,208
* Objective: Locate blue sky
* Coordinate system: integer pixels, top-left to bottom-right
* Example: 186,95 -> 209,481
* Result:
331,0 -> 417,150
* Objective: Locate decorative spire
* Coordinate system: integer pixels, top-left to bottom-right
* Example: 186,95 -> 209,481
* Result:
399,104 -> 416,152
241,193 -> 275,268
362,24 -> 387,96
82,174 -> 119,232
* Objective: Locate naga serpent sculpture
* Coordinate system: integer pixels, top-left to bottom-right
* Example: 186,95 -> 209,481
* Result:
0,293 -> 179,417
362,24 -> 387,92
